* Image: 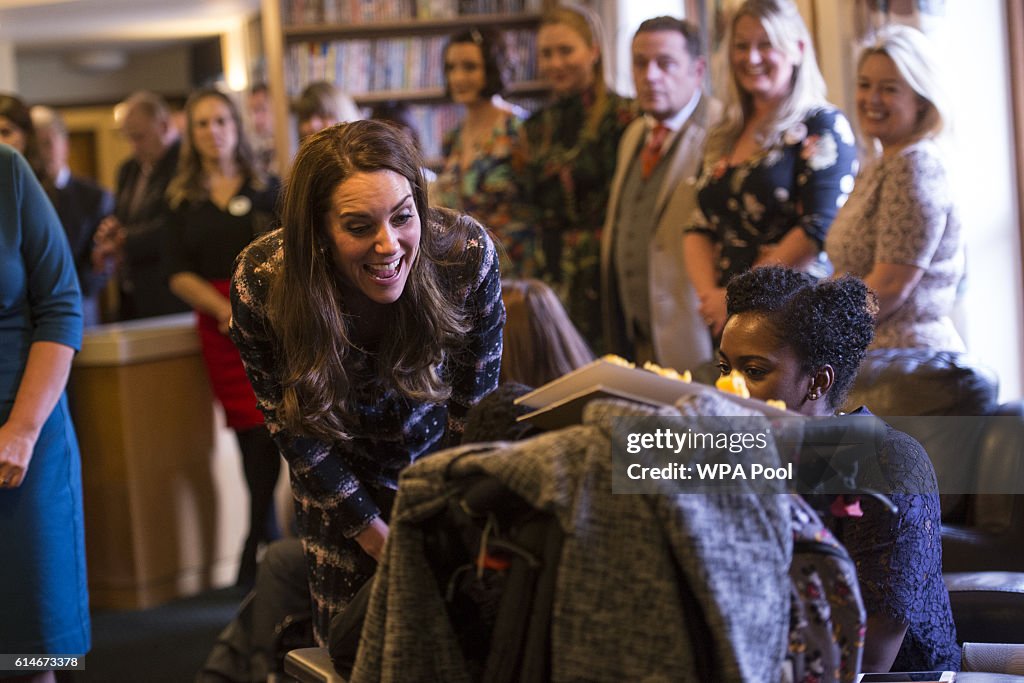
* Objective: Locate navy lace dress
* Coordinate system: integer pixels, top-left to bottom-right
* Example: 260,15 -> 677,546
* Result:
828,408 -> 960,671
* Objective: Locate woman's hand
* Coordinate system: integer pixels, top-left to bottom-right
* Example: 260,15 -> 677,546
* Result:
216,306 -> 232,335
168,272 -> 233,334
683,232 -> 727,335
92,216 -> 125,274
0,422 -> 37,489
697,287 -> 729,337
753,229 -> 819,271
1,341 -> 75,489
355,516 -> 390,562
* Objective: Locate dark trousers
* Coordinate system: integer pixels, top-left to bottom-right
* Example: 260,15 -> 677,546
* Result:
235,426 -> 283,586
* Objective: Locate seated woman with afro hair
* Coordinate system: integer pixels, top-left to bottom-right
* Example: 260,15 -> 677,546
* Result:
717,265 -> 959,673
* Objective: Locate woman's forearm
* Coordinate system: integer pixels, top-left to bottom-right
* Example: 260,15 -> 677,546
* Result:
863,263 -> 925,321
683,232 -> 720,296
861,613 -> 909,672
170,272 -> 232,323
4,341 -> 75,440
755,228 -> 820,271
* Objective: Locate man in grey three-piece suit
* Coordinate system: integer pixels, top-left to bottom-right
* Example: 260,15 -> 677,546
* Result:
601,16 -> 720,372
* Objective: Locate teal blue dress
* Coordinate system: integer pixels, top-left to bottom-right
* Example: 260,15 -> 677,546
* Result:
0,145 -> 90,656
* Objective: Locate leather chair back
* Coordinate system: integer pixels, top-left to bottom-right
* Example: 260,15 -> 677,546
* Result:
845,349 -> 999,417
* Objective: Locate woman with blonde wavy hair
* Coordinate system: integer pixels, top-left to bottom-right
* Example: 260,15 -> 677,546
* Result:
522,2 -> 636,352
684,0 -> 856,338
826,24 -> 963,352
292,81 -> 361,141
230,120 -> 504,641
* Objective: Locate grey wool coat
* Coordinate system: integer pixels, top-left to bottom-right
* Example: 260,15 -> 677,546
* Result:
350,396 -> 792,683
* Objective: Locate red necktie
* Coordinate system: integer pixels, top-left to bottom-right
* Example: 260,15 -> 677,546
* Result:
641,124 -> 670,179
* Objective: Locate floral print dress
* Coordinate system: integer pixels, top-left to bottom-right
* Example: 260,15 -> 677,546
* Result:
522,86 -> 637,351
825,139 -> 964,351
686,107 -> 857,285
433,107 -> 535,278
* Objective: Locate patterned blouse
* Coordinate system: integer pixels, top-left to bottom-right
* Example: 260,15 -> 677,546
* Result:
229,213 -> 504,638
433,107 -> 535,278
686,107 -> 857,285
825,139 -> 965,351
828,408 -> 960,672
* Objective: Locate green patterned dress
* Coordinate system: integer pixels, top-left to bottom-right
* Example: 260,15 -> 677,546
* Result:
522,86 -> 636,351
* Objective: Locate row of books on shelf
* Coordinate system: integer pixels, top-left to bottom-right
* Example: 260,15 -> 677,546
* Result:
399,104 -> 461,160
373,96 -> 542,160
285,30 -> 537,96
283,0 -> 543,26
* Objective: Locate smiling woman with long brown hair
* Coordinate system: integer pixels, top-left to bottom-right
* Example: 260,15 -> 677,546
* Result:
230,120 -> 504,641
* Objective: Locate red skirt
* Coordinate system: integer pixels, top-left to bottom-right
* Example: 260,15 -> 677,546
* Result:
197,279 -> 265,430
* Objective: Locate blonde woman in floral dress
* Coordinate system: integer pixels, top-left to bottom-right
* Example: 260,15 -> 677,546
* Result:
826,25 -> 963,352
433,28 -> 535,278
683,0 -> 856,338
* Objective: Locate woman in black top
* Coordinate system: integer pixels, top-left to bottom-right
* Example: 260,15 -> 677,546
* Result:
165,87 -> 282,587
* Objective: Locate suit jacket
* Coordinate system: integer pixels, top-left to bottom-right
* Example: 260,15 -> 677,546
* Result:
600,96 -> 720,373
113,138 -> 189,320
51,174 -> 115,326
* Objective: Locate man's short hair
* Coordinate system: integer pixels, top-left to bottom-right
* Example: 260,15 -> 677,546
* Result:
30,105 -> 68,138
635,16 -> 703,61
115,90 -> 171,126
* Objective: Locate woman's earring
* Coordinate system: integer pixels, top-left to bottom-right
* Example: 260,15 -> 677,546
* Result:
807,389 -> 819,401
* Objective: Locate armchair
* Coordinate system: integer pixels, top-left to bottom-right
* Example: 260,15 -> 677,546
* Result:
845,348 -> 1024,573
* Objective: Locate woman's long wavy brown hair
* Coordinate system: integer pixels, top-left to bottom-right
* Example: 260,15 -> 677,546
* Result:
267,120 -> 472,441
166,87 -> 264,210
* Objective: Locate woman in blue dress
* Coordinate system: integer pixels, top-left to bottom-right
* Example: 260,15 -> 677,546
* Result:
717,265 -> 959,673
0,145 -> 90,676
165,87 -> 283,588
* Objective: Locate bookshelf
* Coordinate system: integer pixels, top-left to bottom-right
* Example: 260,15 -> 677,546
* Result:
260,0 -> 553,171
